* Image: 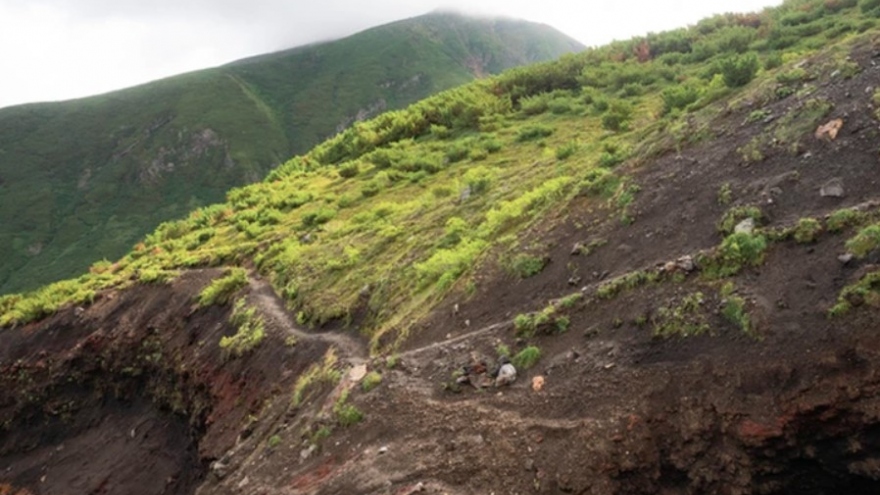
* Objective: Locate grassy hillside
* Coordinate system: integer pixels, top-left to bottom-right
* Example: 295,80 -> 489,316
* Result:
0,12 -> 582,295
3,0 -> 880,355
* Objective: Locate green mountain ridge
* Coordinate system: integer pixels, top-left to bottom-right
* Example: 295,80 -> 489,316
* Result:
0,12 -> 582,295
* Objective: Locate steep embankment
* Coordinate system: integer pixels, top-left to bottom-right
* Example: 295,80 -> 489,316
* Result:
0,12 -> 582,295
5,1 -> 880,494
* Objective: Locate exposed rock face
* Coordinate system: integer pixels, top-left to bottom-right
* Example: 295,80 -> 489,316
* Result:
138,128 -> 232,185
335,99 -> 389,135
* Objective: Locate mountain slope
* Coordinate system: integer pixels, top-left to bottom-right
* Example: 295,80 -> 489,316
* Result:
6,1 -> 880,494
0,12 -> 582,295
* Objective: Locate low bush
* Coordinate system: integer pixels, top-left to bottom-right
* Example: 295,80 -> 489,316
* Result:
601,101 -> 633,132
711,232 -> 768,277
827,208 -> 865,232
511,346 -> 541,370
337,161 -> 360,179
516,124 -> 555,142
198,267 -> 248,306
510,254 -> 548,278
860,0 -> 880,14
719,53 -> 759,88
653,292 -> 709,338
720,282 -> 752,335
793,218 -> 822,244
292,349 -> 343,407
661,85 -> 700,114
555,140 -> 580,160
829,270 -> 880,316
333,390 -> 364,427
362,371 -> 382,392
846,224 -> 880,258
219,298 -> 266,357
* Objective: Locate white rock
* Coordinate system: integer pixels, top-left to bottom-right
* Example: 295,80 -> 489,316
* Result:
734,218 -> 756,235
495,363 -> 517,387
349,364 -> 368,382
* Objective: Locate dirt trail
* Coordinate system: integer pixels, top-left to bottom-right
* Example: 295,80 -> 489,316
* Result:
398,321 -> 509,358
250,272 -> 517,364
248,275 -> 368,362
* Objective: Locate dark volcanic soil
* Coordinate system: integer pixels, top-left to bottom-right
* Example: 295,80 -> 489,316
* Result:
5,35 -> 880,495
0,270 -> 333,495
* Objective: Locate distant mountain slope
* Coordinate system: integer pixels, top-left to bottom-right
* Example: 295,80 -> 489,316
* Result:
0,12 -> 582,294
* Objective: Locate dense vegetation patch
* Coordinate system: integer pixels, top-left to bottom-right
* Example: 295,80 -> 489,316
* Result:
2,0 -> 876,354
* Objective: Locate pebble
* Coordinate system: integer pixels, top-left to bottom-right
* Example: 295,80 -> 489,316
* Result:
532,376 -> 545,391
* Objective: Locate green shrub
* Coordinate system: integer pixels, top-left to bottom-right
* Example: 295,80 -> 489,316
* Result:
509,254 -> 548,278
559,292 -> 583,308
827,208 -> 865,232
548,97 -> 574,114
764,53 -> 784,70
860,0 -> 880,14
337,161 -> 360,179
718,53 -> 759,88
720,282 -> 752,335
516,124 -> 554,142
445,144 -> 470,163
597,148 -> 627,169
596,270 -> 658,299
198,267 -> 248,306
717,183 -> 732,205
463,166 -> 495,194
431,185 -> 454,198
661,85 -> 700,114
846,224 -> 880,258
555,315 -> 571,332
516,312 -> 547,337
482,137 -> 503,153
415,239 -> 487,290
361,181 -> 381,198
301,207 -> 337,228
512,346 -> 541,370
555,140 -> 579,160
520,94 -> 549,115
292,349 -> 342,407
601,101 -> 633,132
829,270 -> 880,316
333,390 -> 363,427
793,218 -> 822,244
496,343 -> 511,358
219,298 -> 266,357
776,67 -> 808,85
653,292 -> 709,338
591,98 -> 610,113
713,232 -> 768,277
362,371 -> 382,392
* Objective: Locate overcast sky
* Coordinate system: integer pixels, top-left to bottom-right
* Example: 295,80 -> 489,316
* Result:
0,0 -> 781,109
